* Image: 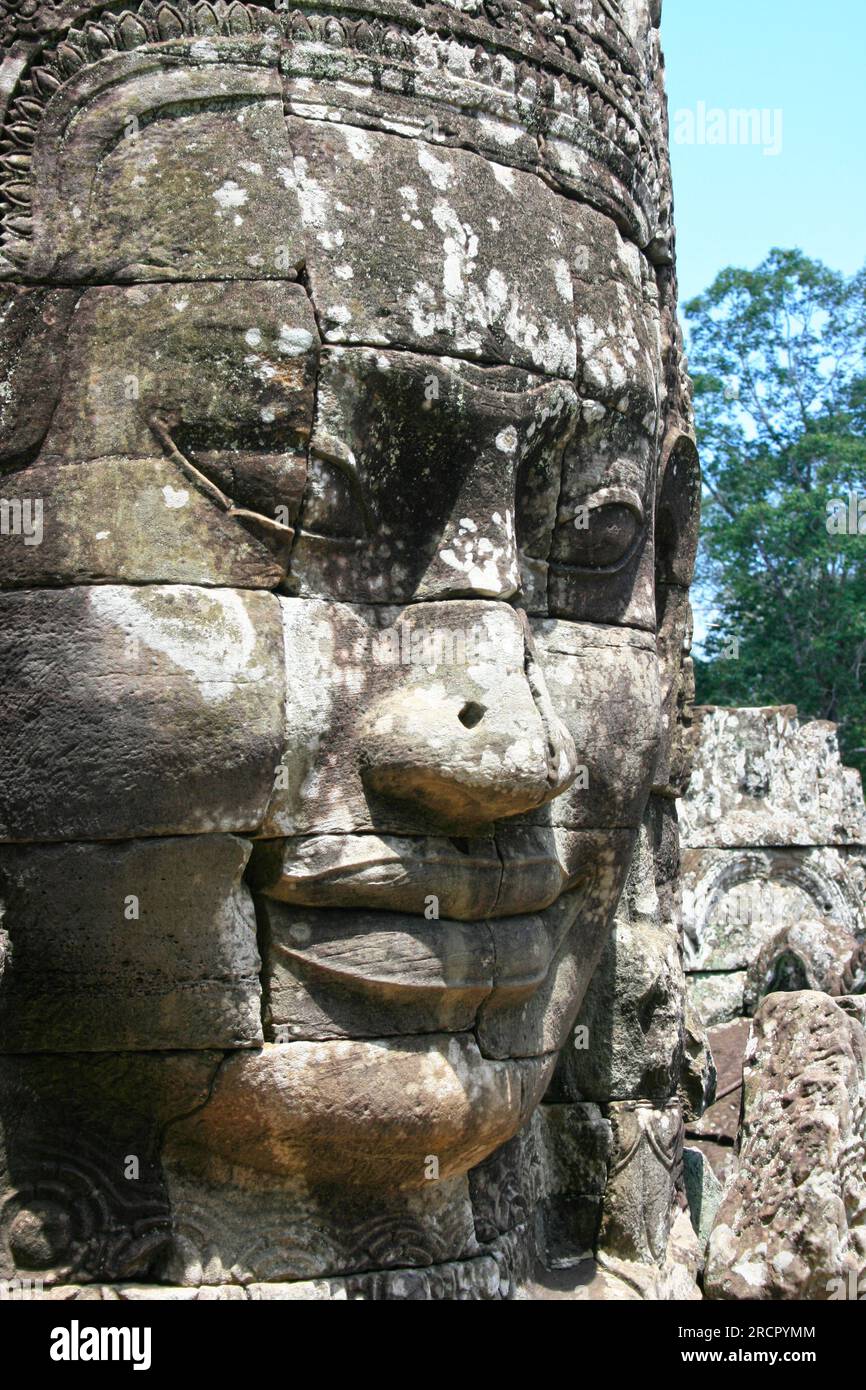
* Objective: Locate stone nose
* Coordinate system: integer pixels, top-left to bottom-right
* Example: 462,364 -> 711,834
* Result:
359,614 -> 577,829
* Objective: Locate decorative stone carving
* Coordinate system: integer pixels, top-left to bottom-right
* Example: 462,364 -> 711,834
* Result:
680,707 -> 866,1028
680,710 -> 866,1200
0,0 -> 699,1298
469,1101 -> 612,1268
598,1100 -> 682,1266
705,991 -> 866,1301
743,918 -> 866,1014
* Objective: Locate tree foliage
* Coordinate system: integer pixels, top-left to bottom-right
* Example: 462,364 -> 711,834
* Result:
688,249 -> 866,770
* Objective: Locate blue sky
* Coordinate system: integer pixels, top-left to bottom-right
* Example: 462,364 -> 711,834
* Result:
661,0 -> 865,648
662,0 -> 866,306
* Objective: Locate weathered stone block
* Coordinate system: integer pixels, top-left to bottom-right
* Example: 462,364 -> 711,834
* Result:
27,62 -> 304,281
161,1163 -> 481,1287
0,287 -> 78,462
521,623 -> 661,827
0,585 -> 284,841
265,598 -> 577,837
553,817 -> 686,1103
41,280 -> 317,466
0,1052 -> 219,1285
0,458 -> 284,590
164,1036 -> 552,1191
476,836 -> 636,1059
683,845 -> 865,973
293,347 -> 575,605
743,917 -> 866,1013
250,831 -> 503,919
705,992 -> 866,1300
686,973 -> 746,1027
258,898 -> 494,1039
0,836 -> 262,1051
289,119 -> 577,377
680,706 -> 866,849
468,1102 -> 611,1268
682,1145 -> 722,1253
598,1101 -> 682,1267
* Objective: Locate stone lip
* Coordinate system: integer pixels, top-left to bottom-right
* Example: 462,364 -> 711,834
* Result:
249,827 -> 586,920
255,835 -> 635,1053
262,898 -> 577,1016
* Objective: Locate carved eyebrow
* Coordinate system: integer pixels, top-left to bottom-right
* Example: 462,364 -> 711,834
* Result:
147,413 -> 294,540
555,486 -> 645,527
576,376 -> 660,420
378,351 -> 574,404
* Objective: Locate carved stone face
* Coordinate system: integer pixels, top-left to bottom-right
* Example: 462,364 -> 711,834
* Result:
238,125 -> 668,1187
0,11 -> 697,1281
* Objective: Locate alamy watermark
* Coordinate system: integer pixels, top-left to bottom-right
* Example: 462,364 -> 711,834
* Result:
826,493 -> 866,535
315,621 -> 500,670
693,880 -> 788,931
50,1320 -> 152,1370
0,497 -> 43,546
673,102 -> 783,157
827,1270 -> 866,1300
1,1276 -> 44,1299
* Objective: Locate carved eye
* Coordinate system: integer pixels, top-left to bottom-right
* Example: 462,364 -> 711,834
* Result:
553,488 -> 644,571
298,454 -> 370,540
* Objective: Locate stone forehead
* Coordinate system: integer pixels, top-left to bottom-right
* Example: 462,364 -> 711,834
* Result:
289,119 -> 661,380
0,0 -> 671,275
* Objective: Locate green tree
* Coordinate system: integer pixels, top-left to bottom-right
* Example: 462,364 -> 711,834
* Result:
688,249 -> 866,770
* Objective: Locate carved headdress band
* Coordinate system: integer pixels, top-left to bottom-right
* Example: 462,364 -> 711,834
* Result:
0,0 -> 672,273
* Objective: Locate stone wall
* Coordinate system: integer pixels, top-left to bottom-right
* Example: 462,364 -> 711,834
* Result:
680,705 -> 866,1028
679,705 -> 866,1189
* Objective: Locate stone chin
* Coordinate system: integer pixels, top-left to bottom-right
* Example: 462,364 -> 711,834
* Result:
165,1035 -> 558,1192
